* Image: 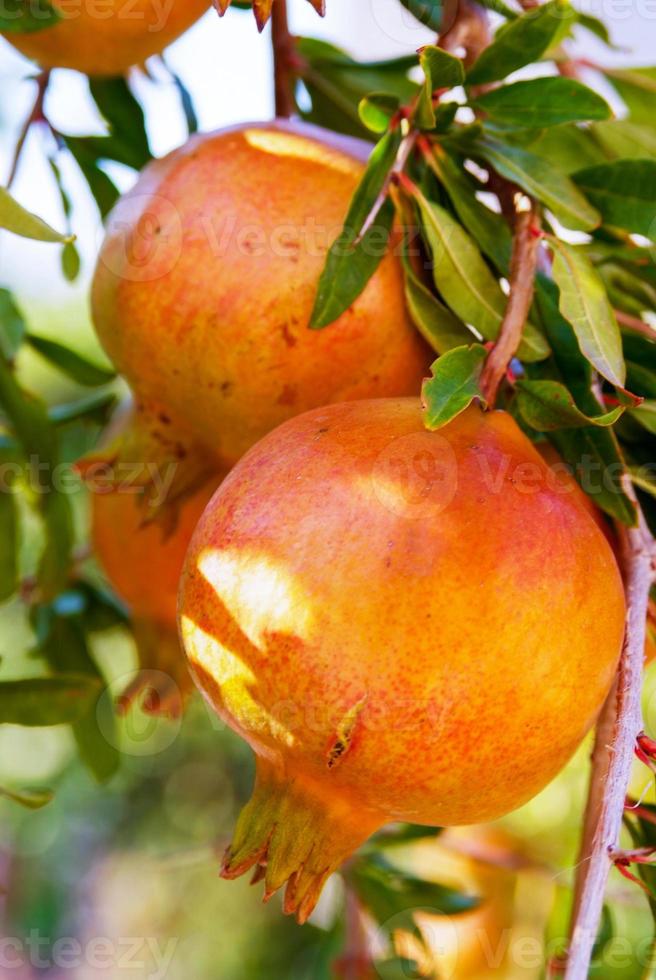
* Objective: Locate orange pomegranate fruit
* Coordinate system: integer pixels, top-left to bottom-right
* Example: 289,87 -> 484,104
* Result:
91,121 -> 431,481
3,0 -> 209,75
90,411 -> 222,716
178,398 -> 625,922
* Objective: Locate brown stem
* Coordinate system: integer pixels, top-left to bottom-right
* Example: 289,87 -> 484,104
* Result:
334,886 -> 372,979
565,506 -> 655,979
271,0 -> 294,119
6,70 -> 51,188
615,310 -> 656,341
480,206 -> 541,406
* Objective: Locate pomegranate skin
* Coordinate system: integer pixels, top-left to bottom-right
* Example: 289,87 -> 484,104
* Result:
178,398 -> 625,920
3,0 -> 209,75
90,414 -> 223,716
91,121 -> 432,473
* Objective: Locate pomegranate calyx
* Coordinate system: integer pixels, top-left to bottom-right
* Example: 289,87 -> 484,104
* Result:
221,761 -> 382,923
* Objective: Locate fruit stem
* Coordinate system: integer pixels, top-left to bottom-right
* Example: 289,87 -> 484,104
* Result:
479,204 -> 541,408
271,0 -> 295,119
6,70 -> 51,188
565,508 -> 656,979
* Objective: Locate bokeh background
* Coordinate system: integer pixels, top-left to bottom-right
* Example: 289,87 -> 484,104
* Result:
1,2 -> 656,977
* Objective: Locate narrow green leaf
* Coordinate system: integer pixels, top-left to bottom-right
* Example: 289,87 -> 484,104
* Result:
0,785 -> 54,809
0,289 -> 26,361
412,188 -> 548,361
576,12 -> 612,45
0,675 -> 101,727
0,0 -> 60,32
401,259 -> 474,354
466,0 -> 568,85
573,160 -> 656,238
311,128 -> 401,328
26,334 -> 116,387
528,125 -> 609,174
0,187 -> 72,243
592,121 -> 656,161
358,93 -> 400,134
61,241 -> 81,282
415,46 -> 465,130
64,137 -> 121,218
477,137 -> 600,231
473,78 -> 611,128
421,345 -> 487,430
0,483 -> 18,603
426,148 -> 512,274
550,240 -> 625,387
515,379 -> 624,431
49,390 -> 118,427
89,78 -> 151,170
630,401 -> 656,436
166,63 -> 199,135
397,0 -> 442,30
604,67 -> 656,127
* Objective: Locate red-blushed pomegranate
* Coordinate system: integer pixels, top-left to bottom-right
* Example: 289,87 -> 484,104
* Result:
91,121 -> 432,481
3,0 -> 209,75
178,398 -> 626,922
90,410 -> 223,716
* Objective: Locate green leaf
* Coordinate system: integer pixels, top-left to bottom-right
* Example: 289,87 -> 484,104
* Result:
358,93 -> 400,134
49,389 -> 118,427
415,46 -> 465,130
411,188 -> 548,361
426,148 -> 512,274
550,240 -> 625,387
311,127 -> 401,328
37,612 -> 120,782
397,0 -> 442,30
402,259 -> 474,354
311,198 -> 395,330
351,852 -> 478,927
61,241 -> 81,282
515,379 -> 624,431
421,345 -> 487,429
0,479 -> 18,603
26,334 -> 116,387
531,276 -> 635,525
89,77 -> 151,171
0,0 -> 60,32
592,121 -> 656,161
63,137 -> 121,218
572,160 -> 656,239
528,125 -> 609,174
576,12 -> 612,45
166,63 -> 199,135
604,67 -> 656,127
630,400 -> 656,436
473,77 -> 611,128
0,289 -> 26,361
477,137 -> 600,231
0,675 -> 101,727
0,785 -> 54,809
466,0 -> 568,85
0,187 -> 72,243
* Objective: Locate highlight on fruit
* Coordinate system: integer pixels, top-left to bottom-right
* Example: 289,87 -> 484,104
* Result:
2,0 -> 656,976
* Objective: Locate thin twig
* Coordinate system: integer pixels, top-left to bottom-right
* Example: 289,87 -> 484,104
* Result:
480,206 -> 541,406
6,70 -> 51,188
615,310 -> 656,341
565,507 -> 655,979
271,0 -> 295,119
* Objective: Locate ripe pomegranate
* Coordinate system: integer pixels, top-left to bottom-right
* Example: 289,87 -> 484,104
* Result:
3,0 -> 209,75
178,398 -> 626,922
91,121 -> 431,478
90,410 -> 222,716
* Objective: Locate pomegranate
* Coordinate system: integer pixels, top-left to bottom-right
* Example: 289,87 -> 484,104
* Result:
90,410 -> 222,715
3,0 -> 209,75
178,398 -> 625,922
91,121 -> 431,480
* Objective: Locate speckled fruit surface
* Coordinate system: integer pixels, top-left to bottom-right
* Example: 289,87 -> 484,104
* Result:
179,397 -> 626,920
91,121 -> 432,472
